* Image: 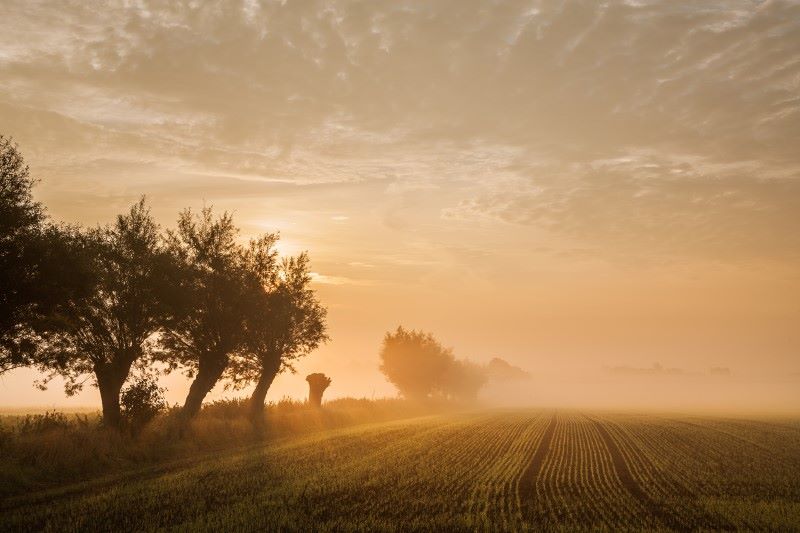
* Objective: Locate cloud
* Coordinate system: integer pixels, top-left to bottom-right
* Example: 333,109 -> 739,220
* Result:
309,272 -> 374,286
1,0 -> 799,264
444,151 -> 800,261
4,1 -> 798,157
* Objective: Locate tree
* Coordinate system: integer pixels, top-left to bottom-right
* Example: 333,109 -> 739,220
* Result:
0,136 -> 92,374
378,327 -> 456,401
441,359 -> 487,401
306,373 -> 331,407
485,357 -> 531,382
379,326 -> 492,402
159,207 -> 272,424
226,252 -> 328,423
31,198 -> 175,428
0,136 -> 43,348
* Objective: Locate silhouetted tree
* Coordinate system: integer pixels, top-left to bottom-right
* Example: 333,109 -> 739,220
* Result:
29,199 -> 175,428
306,373 -> 331,407
159,208 -> 272,424
0,136 -> 92,374
379,326 -> 455,401
226,253 -> 328,424
0,135 -> 43,353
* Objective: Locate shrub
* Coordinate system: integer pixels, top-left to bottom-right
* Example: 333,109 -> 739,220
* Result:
120,376 -> 166,433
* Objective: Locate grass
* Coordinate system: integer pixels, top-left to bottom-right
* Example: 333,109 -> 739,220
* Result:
0,397 -> 436,500
1,409 -> 799,531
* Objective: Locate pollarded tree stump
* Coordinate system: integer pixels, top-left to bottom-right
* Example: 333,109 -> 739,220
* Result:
306,373 -> 331,408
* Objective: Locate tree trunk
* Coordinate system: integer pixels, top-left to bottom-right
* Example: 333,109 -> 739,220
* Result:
181,355 -> 227,424
95,361 -> 132,429
306,373 -> 331,408
98,378 -> 123,428
249,358 -> 281,424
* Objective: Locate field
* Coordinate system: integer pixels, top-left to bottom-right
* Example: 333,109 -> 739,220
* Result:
2,410 -> 799,532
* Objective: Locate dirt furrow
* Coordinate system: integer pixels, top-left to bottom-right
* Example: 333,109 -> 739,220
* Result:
517,412 -> 557,524
590,417 -> 735,531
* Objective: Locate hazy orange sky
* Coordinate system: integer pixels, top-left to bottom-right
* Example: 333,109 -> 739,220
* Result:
1,0 -> 798,411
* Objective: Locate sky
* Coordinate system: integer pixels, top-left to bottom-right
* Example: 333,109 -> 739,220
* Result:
1,0 -> 799,412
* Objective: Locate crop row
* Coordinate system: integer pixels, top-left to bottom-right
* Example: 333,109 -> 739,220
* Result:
589,413 -> 800,530
3,411 -> 799,531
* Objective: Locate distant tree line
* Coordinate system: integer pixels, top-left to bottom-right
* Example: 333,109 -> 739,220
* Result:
0,136 -> 328,429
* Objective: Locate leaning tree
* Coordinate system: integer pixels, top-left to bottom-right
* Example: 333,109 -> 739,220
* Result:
227,252 -> 328,424
159,208 -> 276,424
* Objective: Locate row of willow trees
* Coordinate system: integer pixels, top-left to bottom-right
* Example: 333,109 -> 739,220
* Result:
0,135 -> 328,429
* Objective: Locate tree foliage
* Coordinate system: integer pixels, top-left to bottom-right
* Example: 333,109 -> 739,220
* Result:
441,359 -> 487,401
226,252 -> 328,420
30,198 -> 175,427
158,208 -> 277,422
0,136 -> 93,375
486,357 -> 531,381
379,326 -> 489,401
1,135 -> 335,430
379,327 -> 455,401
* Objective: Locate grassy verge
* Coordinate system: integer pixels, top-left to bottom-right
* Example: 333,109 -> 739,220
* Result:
0,397 -> 445,499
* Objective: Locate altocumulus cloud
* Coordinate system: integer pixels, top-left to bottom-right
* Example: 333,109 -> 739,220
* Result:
0,0 -> 798,262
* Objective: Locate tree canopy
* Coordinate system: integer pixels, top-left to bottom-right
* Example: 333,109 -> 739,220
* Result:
380,326 -> 486,401
226,252 -> 328,420
158,207 -> 279,423
0,136 -> 93,376
28,198 -> 175,427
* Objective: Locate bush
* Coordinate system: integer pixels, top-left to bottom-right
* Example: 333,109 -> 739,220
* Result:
120,376 -> 166,433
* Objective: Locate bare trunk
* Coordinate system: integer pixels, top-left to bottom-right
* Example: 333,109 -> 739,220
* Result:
248,360 -> 280,424
308,388 -> 323,408
306,373 -> 331,408
95,357 -> 134,429
98,378 -> 124,428
181,355 -> 227,425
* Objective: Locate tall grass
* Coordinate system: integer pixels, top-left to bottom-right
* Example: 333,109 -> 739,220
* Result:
0,397 -> 443,499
